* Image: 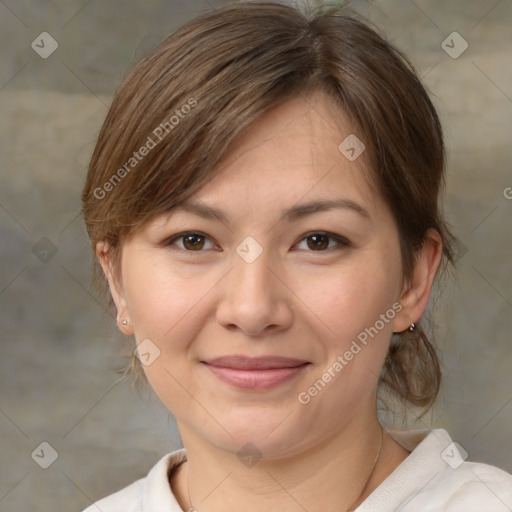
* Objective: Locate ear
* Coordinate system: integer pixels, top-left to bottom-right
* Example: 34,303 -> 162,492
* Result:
393,229 -> 443,333
96,241 -> 133,335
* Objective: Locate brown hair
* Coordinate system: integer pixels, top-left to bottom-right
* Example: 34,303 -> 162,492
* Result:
81,1 -> 455,410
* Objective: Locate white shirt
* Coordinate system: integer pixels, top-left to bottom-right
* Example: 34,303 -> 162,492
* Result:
83,429 -> 512,511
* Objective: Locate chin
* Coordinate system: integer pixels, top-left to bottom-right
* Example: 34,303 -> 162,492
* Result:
200,410 -> 312,459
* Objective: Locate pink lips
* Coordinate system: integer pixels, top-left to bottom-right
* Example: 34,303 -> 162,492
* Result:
202,356 -> 310,391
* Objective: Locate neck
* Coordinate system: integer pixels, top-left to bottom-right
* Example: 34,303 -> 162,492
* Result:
171,410 -> 405,512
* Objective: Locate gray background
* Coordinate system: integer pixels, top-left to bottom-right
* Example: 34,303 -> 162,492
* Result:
0,0 -> 511,510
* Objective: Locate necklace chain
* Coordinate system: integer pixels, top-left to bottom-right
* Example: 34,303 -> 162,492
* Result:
347,427 -> 385,511
186,427 -> 385,512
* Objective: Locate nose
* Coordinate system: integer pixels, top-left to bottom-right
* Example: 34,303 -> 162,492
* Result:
215,244 -> 294,337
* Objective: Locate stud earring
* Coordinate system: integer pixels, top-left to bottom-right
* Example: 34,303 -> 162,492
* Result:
121,319 -> 128,325
393,322 -> 416,335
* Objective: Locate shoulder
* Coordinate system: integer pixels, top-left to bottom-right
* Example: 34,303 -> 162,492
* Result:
359,428 -> 512,512
82,449 -> 187,512
82,477 -> 146,512
425,460 -> 512,511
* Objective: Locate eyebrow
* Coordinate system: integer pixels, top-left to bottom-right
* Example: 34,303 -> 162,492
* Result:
173,198 -> 371,225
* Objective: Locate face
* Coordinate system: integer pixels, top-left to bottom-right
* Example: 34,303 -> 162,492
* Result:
104,91 -> 410,459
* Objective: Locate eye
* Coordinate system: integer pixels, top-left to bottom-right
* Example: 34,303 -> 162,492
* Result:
294,232 -> 351,252
163,231 -> 349,253
164,231 -> 218,252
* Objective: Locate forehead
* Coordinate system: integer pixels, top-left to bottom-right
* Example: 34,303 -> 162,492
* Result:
192,90 -> 379,210
220,91 -> 359,166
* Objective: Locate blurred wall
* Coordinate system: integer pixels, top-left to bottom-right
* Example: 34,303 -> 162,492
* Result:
0,0 -> 511,509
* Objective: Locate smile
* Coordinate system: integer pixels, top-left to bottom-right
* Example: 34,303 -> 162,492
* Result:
201,356 -> 311,391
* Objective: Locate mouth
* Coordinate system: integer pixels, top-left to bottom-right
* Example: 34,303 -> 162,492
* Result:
201,356 -> 311,391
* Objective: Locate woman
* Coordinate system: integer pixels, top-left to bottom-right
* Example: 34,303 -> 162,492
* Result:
81,2 -> 512,510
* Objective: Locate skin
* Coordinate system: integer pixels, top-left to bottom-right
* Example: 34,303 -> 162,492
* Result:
98,90 -> 442,512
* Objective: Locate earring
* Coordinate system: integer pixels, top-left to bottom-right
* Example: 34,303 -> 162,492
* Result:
392,322 -> 416,335
121,319 -> 128,325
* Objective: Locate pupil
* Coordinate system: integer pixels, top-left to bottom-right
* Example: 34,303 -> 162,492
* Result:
309,235 -> 328,250
185,235 -> 203,250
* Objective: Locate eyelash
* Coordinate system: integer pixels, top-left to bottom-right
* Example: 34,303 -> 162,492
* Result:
163,231 -> 351,253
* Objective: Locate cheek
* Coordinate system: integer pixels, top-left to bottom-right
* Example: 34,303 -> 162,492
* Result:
296,256 -> 401,347
291,262 -> 401,423
121,251 -> 198,342
120,254 -> 217,410
292,250 -> 402,406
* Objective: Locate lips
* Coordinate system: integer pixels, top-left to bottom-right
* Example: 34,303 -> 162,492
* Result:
204,356 -> 309,370
201,356 -> 310,390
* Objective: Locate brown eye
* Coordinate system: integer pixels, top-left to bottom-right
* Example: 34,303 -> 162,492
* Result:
307,234 -> 329,250
295,232 -> 351,252
182,234 -> 205,250
164,232 -> 216,252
